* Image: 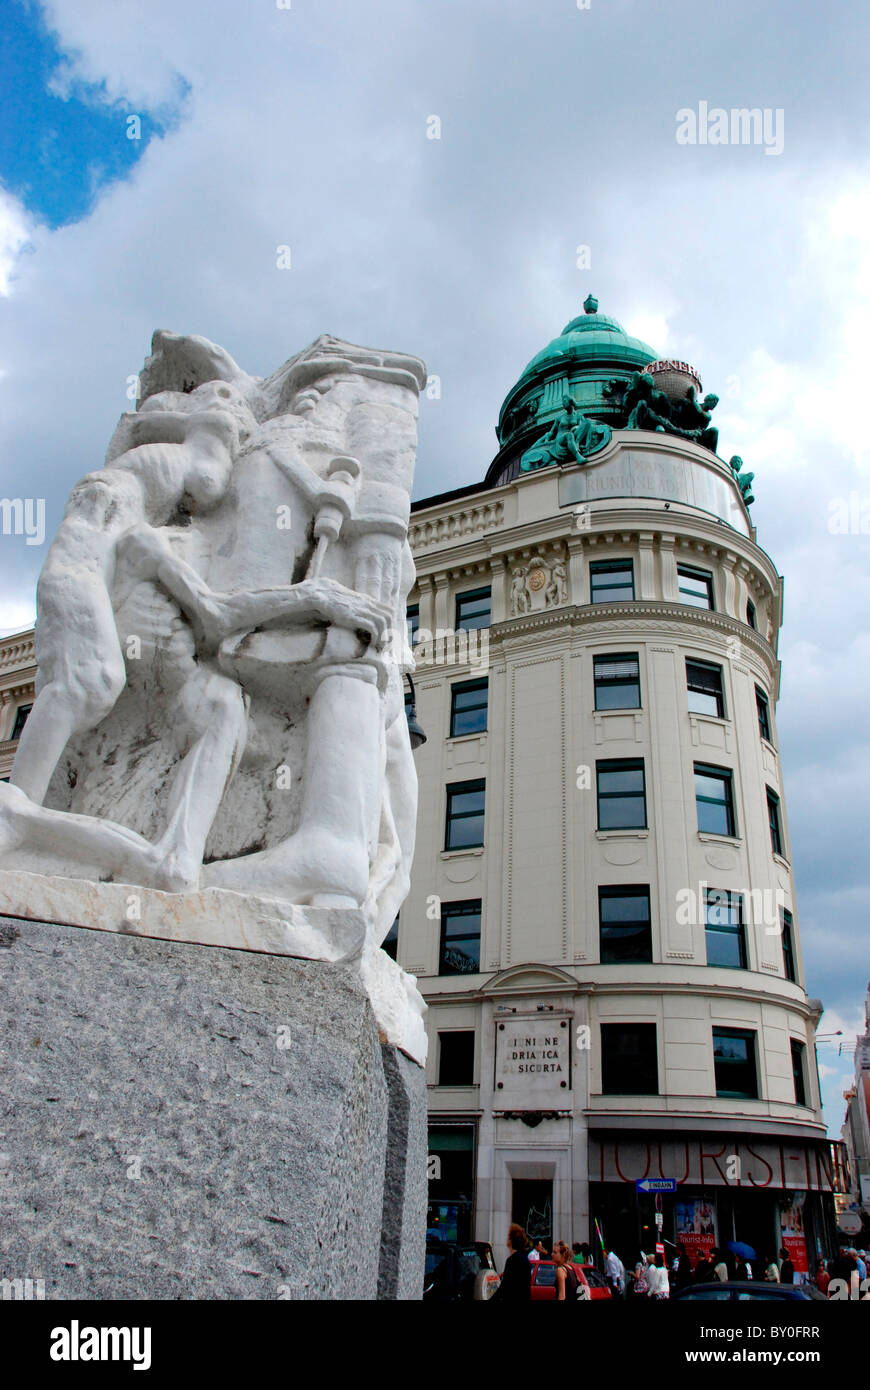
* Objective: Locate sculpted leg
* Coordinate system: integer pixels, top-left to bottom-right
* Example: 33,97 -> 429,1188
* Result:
149,668 -> 249,892
205,643 -> 383,906
11,635 -> 126,806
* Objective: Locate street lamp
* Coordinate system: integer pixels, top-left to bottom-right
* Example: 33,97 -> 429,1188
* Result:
404,673 -> 427,750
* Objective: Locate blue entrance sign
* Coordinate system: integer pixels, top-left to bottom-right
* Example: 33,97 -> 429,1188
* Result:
635,1178 -> 677,1193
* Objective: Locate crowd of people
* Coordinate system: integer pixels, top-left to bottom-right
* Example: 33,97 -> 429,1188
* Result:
491,1227 -> 869,1302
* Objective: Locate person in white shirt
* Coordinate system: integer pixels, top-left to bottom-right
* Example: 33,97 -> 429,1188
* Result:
528,1240 -> 545,1263
604,1247 -> 625,1296
646,1253 -> 670,1299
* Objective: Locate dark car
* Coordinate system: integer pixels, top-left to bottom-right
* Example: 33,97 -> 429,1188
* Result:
673,1280 -> 827,1301
424,1240 -> 499,1301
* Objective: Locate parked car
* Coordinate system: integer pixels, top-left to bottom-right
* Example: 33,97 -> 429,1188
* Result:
673,1280 -> 827,1302
529,1259 -> 593,1301
424,1240 -> 499,1301
579,1264 -> 613,1300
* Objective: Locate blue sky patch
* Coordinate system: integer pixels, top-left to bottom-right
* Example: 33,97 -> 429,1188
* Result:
0,2 -> 185,229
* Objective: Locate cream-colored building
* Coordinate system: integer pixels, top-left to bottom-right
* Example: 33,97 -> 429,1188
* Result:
402,301 -> 844,1268
0,628 -> 35,782
841,984 -> 870,1237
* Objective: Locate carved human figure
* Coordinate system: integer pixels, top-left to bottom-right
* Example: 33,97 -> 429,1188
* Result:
0,331 -> 426,938
545,561 -> 568,607
520,395 -> 611,471
510,567 -> 532,615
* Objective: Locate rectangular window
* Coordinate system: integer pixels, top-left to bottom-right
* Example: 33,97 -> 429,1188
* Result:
601,1023 -> 658,1096
450,678 -> 488,737
767,787 -> 783,856
791,1040 -> 807,1107
590,560 -> 635,604
439,901 -> 482,976
455,587 -> 491,631
756,686 -> 772,742
678,565 -> 714,610
713,1026 -> 758,1099
594,653 -> 640,710
704,889 -> 747,969
746,599 -> 757,630
445,779 -> 485,850
382,914 -> 399,962
781,909 -> 796,983
599,886 -> 652,964
11,704 -> 32,739
694,764 -> 736,837
406,604 -> 420,647
686,659 -> 725,718
596,759 -> 647,830
438,1031 -> 475,1085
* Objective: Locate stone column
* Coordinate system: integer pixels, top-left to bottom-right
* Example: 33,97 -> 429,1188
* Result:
659,534 -> 678,602
637,531 -> 657,600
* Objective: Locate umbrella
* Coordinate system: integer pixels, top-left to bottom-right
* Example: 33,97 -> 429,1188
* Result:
727,1241 -> 757,1260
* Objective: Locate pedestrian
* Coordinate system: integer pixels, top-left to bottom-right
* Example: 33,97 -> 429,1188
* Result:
553,1241 -> 583,1301
814,1261 -> 830,1296
492,1223 -> 532,1303
694,1251 -> 715,1282
572,1242 -> 584,1264
733,1255 -> 749,1281
778,1246 -> 795,1285
672,1244 -> 693,1291
851,1248 -> 867,1280
631,1260 -> 648,1298
763,1254 -> 780,1283
528,1239 -> 543,1264
604,1245 -> 625,1297
647,1252 -> 670,1300
712,1248 -> 729,1282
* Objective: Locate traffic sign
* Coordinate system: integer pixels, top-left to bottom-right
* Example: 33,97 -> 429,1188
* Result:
635,1178 -> 677,1193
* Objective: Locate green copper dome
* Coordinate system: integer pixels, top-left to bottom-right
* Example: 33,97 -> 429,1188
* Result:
519,301 -> 658,383
488,297 -> 660,485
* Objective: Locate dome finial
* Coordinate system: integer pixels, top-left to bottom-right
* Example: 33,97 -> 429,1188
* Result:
583,293 -> 598,315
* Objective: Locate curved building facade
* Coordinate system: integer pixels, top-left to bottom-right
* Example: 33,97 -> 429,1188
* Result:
402,301 -> 844,1270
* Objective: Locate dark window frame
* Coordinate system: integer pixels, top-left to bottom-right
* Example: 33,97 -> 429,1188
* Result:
445,779 -> 486,851
686,658 -> 726,718
704,888 -> 747,970
712,1026 -> 758,1099
590,560 -> 635,604
746,599 -> 757,630
694,763 -> 737,838
781,909 -> 796,983
678,564 -> 715,611
11,704 -> 32,740
596,758 -> 647,831
450,678 -> 489,738
598,885 -> 652,964
767,787 -> 784,857
594,652 -> 641,711
755,686 -> 772,743
600,1022 -> 659,1096
790,1039 -> 807,1107
438,1030 -> 476,1086
438,899 -> 483,976
455,586 -> 491,632
406,603 -> 420,647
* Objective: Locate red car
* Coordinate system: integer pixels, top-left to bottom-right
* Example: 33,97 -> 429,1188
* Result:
529,1260 -> 603,1300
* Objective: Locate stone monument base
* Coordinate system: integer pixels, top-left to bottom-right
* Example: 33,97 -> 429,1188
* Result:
0,915 -> 427,1300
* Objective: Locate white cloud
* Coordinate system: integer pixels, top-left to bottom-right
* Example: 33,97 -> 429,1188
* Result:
0,186 -> 34,295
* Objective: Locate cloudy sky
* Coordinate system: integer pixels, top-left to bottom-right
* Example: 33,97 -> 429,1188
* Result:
1,0 -> 867,1131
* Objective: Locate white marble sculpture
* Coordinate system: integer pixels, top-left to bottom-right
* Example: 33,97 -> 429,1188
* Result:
0,330 -> 428,1059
